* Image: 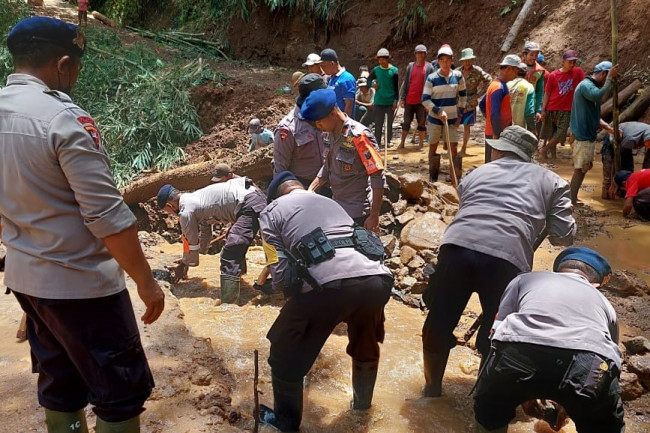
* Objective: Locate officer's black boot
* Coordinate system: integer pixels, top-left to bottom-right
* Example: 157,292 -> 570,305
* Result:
423,349 -> 449,397
454,155 -> 463,181
220,274 -> 240,304
429,154 -> 441,182
351,360 -> 379,410
259,376 -> 303,432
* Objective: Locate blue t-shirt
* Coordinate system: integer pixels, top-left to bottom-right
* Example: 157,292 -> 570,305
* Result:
328,68 -> 357,116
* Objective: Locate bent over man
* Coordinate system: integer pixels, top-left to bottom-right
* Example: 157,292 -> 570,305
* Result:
474,247 -> 624,433
258,172 -> 393,432
157,173 -> 267,303
421,126 -> 576,398
0,17 -> 165,433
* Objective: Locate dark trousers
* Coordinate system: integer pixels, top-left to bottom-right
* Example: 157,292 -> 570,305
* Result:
374,104 -> 395,146
422,244 -> 520,358
474,342 -> 625,433
221,189 -> 267,276
266,274 -> 392,382
633,187 -> 650,220
12,289 -> 153,422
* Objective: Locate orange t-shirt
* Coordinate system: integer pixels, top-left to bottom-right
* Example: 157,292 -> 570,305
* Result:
484,79 -> 511,137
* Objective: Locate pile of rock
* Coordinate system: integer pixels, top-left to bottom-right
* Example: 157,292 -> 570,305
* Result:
620,336 -> 650,401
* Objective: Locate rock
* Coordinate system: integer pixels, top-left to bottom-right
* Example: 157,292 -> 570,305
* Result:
399,173 -> 425,201
400,213 -> 448,251
608,270 -> 650,297
434,182 -> 459,204
379,212 -> 395,231
392,199 -> 408,216
407,255 -> 425,269
627,353 -> 650,389
623,336 -> 650,355
191,367 -> 213,386
399,276 -> 418,289
420,190 -> 432,206
396,211 -> 416,226
381,235 -> 397,257
411,280 -> 428,294
396,267 -> 410,278
384,257 -> 401,270
411,268 -> 423,280
420,249 -> 437,262
384,171 -> 401,202
619,371 -> 645,401
400,245 -> 418,265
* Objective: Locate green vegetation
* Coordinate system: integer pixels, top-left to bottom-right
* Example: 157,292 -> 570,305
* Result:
394,0 -> 427,42
0,0 -> 29,78
499,0 -> 520,17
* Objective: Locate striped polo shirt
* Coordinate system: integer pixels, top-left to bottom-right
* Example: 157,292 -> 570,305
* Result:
421,69 -> 467,125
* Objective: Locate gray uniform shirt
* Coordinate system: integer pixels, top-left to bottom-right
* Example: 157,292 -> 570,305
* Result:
443,156 -> 576,272
179,176 -> 255,264
620,121 -> 650,150
0,74 -> 136,299
260,189 -> 391,293
317,116 -> 385,219
273,106 -> 326,180
493,271 -> 621,367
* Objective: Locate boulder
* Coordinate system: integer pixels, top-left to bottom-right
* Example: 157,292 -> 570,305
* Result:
396,211 -> 416,226
400,213 -> 448,251
408,255 -> 425,269
623,336 -> 650,355
619,371 -> 645,401
379,212 -> 395,231
420,249 -> 438,262
392,199 -> 408,216
398,276 -> 418,290
411,280 -> 428,295
627,353 -> 650,389
434,182 -> 459,204
384,257 -> 401,270
608,270 -> 650,297
400,245 -> 418,265
399,173 -> 425,201
384,171 -> 401,202
381,235 -> 397,257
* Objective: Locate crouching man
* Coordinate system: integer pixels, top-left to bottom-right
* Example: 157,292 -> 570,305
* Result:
258,171 -> 393,431
473,247 -> 624,433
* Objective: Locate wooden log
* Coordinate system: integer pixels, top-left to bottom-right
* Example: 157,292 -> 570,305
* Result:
500,0 -> 536,53
610,0 -> 621,172
91,11 -> 116,27
121,147 -> 273,206
601,79 -> 642,118
618,86 -> 650,124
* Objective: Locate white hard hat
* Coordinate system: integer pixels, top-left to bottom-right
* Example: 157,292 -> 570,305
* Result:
376,48 -> 390,57
437,44 -> 453,58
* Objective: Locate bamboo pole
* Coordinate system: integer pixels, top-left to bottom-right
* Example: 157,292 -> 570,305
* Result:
611,0 -> 621,173
500,0 -> 537,52
253,350 -> 260,433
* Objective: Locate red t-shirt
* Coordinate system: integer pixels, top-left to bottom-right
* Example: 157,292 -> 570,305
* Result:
78,0 -> 89,11
406,64 -> 426,105
545,67 -> 585,112
626,169 -> 650,198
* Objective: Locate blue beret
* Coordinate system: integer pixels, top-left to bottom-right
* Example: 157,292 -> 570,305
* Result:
157,184 -> 174,209
553,247 -> 612,284
266,171 -> 298,203
7,16 -> 85,58
614,170 -> 631,187
300,88 -> 337,121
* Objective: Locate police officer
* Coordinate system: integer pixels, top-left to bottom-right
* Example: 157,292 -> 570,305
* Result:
157,172 -> 266,303
301,88 -> 386,232
257,171 -> 393,432
273,73 -> 328,190
0,17 -> 165,433
474,247 -> 624,433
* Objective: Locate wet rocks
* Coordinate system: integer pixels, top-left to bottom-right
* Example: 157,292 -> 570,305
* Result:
608,270 -> 650,297
620,371 -> 645,401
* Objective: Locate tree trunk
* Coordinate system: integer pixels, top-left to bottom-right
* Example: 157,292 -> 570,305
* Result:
121,147 -> 274,206
618,86 -> 650,124
500,0 -> 537,53
601,79 -> 642,118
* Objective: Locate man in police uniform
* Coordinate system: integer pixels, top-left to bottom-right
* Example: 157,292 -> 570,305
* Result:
474,247 -> 624,433
0,17 -> 165,433
421,126 -> 576,398
273,73 -> 328,193
257,171 -> 393,432
157,172 -> 266,303
301,89 -> 386,232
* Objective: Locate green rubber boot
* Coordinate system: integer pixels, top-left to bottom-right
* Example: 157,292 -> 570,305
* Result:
220,274 -> 241,304
95,415 -> 140,433
44,409 -> 89,433
351,360 -> 379,410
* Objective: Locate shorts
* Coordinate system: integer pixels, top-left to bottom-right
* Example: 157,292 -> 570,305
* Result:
460,109 -> 476,126
427,122 -> 458,144
573,139 -> 595,172
541,110 -> 571,142
402,103 -> 427,131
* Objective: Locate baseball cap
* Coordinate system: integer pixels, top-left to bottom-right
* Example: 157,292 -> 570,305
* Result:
459,48 -> 476,61
302,53 -> 321,66
523,41 -> 541,52
594,61 -> 613,73
414,44 -> 427,53
376,48 -> 390,57
485,125 -> 537,161
553,247 -> 612,285
499,54 -> 522,67
300,89 -> 337,122
211,163 -> 233,181
291,71 -> 305,88
518,62 -> 528,72
563,50 -> 579,61
157,184 -> 174,209
248,118 -> 263,134
614,170 -> 632,187
437,44 -> 453,58
267,171 -> 298,203
296,73 -> 327,107
8,16 -> 85,58
320,48 -> 338,62
357,77 -> 368,87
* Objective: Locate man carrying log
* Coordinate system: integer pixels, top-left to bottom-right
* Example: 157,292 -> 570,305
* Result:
420,126 -> 576,398
157,169 -> 267,303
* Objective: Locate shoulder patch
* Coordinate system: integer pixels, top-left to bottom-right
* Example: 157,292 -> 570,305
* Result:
77,116 -> 102,150
277,127 -> 289,142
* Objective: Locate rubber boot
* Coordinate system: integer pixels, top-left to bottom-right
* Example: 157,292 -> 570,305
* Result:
429,154 -> 441,182
45,409 -> 89,433
95,416 -> 140,433
602,154 -> 613,199
351,360 -> 379,410
220,274 -> 240,304
259,376 -> 303,432
453,155 -> 463,181
474,419 -> 508,432
423,349 -> 449,397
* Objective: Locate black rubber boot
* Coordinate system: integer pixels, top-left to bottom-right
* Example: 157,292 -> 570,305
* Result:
453,155 -> 463,181
259,376 -> 303,432
423,349 -> 449,397
220,274 -> 240,304
95,416 -> 140,433
429,154 -> 441,182
45,409 -> 89,433
351,360 -> 379,410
